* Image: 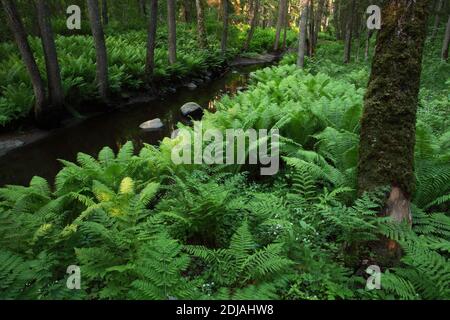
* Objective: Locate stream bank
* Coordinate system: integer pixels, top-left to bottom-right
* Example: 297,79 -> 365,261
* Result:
0,60 -> 275,187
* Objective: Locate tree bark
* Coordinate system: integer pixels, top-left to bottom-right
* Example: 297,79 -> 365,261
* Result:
274,0 -> 287,51
145,0 -> 158,77
2,0 -> 46,119
334,0 -> 341,40
282,1 -> 289,49
308,0 -> 314,56
358,0 -> 431,224
297,1 -> 308,68
343,0 -> 356,64
36,0 -> 64,108
87,0 -> 109,102
243,0 -> 260,51
167,0 -> 177,64
195,0 -> 208,48
431,0 -> 443,38
442,15 -> 450,61
314,0 -> 325,47
221,0 -> 229,55
183,0 -> 193,23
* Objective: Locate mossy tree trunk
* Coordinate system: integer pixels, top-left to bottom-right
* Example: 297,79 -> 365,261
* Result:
145,0 -> 158,77
358,0 -> 431,224
195,0 -> 208,48
2,0 -> 46,121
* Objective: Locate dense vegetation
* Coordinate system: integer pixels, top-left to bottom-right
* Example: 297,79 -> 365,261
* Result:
0,0 -> 449,300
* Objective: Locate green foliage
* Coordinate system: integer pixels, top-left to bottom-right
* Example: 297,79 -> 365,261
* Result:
0,61 -> 449,300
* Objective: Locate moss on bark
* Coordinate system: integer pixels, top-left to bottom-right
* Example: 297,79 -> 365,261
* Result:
358,0 -> 431,198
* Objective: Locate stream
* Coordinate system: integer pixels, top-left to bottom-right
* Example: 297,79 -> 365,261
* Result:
0,64 -> 266,187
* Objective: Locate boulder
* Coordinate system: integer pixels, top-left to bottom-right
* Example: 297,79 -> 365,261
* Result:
185,82 -> 197,90
139,118 -> 164,131
180,102 -> 203,118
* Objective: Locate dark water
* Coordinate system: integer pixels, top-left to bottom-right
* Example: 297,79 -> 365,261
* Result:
0,65 -> 264,187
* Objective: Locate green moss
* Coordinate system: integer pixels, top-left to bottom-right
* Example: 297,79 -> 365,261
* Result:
358,0 -> 431,197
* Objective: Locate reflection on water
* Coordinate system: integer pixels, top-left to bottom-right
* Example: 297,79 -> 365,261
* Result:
0,65 -> 264,187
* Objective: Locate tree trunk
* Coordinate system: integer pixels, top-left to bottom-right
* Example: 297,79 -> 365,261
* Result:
308,0 -> 314,56
167,0 -> 177,64
297,1 -> 308,68
261,3 -> 266,28
431,0 -> 443,38
358,0 -> 431,224
182,0 -> 192,23
442,15 -> 450,61
145,0 -> 158,77
2,0 -> 46,120
334,0 -> 341,40
87,0 -> 109,102
364,29 -> 374,61
101,0 -> 108,25
243,0 -> 260,51
343,0 -> 356,63
282,1 -> 289,49
138,0 -> 147,16
274,0 -> 287,51
36,0 -> 64,108
314,0 -> 325,47
221,0 -> 229,55
195,0 -> 208,48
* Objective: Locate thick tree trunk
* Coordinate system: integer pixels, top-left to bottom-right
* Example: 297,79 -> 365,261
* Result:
343,0 -> 355,63
358,0 -> 431,224
101,0 -> 108,25
87,0 -> 109,102
36,0 -> 64,108
243,0 -> 260,51
221,0 -> 229,54
442,15 -> 450,61
274,0 -> 287,51
167,0 -> 177,64
297,1 -> 308,68
431,0 -> 443,38
195,0 -> 208,48
2,0 -> 46,119
145,0 -> 158,77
